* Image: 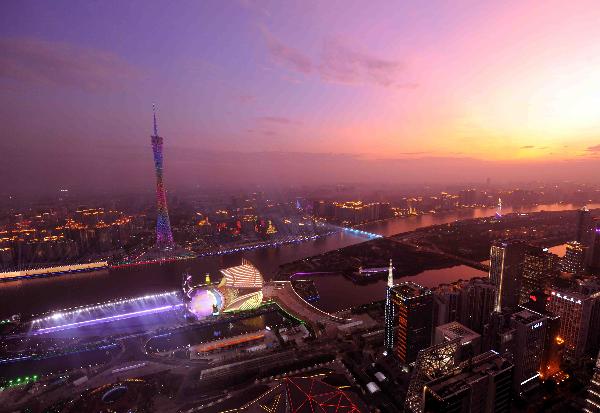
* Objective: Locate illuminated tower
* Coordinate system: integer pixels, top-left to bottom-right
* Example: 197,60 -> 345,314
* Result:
495,197 -> 503,218
384,259 -> 395,351
151,105 -> 174,249
393,282 -> 433,364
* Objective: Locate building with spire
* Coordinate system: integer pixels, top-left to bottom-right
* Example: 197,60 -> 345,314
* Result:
386,280 -> 433,364
150,105 -> 174,250
384,259 -> 395,351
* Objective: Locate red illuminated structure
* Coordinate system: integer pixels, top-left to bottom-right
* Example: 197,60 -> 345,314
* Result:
242,376 -> 364,413
150,105 -> 174,249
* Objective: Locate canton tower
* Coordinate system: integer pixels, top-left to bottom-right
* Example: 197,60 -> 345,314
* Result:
151,105 -> 174,249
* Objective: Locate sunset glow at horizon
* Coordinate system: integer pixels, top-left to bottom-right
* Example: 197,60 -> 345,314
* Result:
3,0 -> 600,191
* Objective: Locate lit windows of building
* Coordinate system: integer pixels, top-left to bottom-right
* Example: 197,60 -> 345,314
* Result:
519,247 -> 559,304
562,241 -> 587,274
546,288 -> 600,360
390,282 -> 433,364
510,309 -> 547,394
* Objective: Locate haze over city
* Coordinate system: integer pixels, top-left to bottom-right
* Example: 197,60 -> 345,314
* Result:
6,2 -> 600,413
3,0 -> 600,194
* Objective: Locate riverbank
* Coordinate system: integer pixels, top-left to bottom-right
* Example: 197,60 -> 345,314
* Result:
1,203 -> 596,319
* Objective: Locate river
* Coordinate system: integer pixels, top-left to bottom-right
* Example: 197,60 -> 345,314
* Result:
0,203 -> 596,318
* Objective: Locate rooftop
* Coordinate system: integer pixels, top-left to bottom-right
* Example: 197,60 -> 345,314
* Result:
511,309 -> 545,325
392,281 -> 431,299
436,322 -> 480,343
427,351 -> 513,399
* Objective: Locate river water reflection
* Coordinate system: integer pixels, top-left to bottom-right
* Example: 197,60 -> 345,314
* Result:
0,203 -> 596,318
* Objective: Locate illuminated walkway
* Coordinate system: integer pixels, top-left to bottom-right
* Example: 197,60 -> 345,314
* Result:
263,281 -> 349,332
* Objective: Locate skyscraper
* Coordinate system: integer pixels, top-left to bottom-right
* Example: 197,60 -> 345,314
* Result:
432,282 -> 461,328
588,223 -> 600,273
459,277 -> 497,334
561,241 -> 587,274
423,351 -> 513,413
577,206 -> 592,244
510,309 -> 547,394
546,287 -> 600,360
520,290 -> 564,380
384,259 -> 395,351
519,247 -> 558,304
150,105 -> 174,250
489,240 -> 527,311
390,281 -> 433,364
584,351 -> 600,413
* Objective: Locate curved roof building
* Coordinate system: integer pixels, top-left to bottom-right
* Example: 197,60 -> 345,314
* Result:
219,258 -> 264,289
187,260 -> 265,318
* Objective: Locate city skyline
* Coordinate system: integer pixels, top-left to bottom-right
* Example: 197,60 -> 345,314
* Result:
5,3 -> 600,411
3,1 -> 600,194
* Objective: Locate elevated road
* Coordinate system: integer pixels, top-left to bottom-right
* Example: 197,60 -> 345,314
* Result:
263,281 -> 350,332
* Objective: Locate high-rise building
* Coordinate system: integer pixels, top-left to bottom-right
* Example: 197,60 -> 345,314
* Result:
546,287 -> 600,360
423,351 -> 514,413
459,278 -> 497,334
432,282 -> 461,328
510,309 -> 547,394
432,277 -> 496,335
588,223 -> 600,273
562,241 -> 587,274
481,310 -> 515,357
577,206 -> 593,244
520,291 -> 564,381
384,259 -> 395,351
150,106 -> 174,250
540,313 -> 563,381
391,281 -> 433,364
489,240 -> 527,311
519,247 -> 559,304
584,351 -> 600,413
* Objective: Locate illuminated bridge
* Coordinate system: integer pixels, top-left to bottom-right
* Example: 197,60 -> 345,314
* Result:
342,227 -> 382,238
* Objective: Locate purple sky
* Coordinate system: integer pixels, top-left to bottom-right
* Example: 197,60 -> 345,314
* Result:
2,0 -> 600,195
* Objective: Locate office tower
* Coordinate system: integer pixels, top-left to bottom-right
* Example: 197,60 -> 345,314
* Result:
520,291 -> 564,380
584,351 -> 600,413
384,259 -> 395,351
588,223 -> 600,273
150,105 -> 174,250
489,240 -> 527,311
510,309 -> 547,394
561,241 -> 587,274
519,247 -> 559,304
459,277 -> 497,334
391,282 -> 433,364
540,313 -> 563,381
423,351 -> 513,413
481,310 -> 515,356
546,287 -> 600,360
434,321 -> 481,361
432,282 -> 462,328
577,206 -> 593,244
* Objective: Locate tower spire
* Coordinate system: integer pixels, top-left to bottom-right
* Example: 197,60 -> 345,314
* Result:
388,259 -> 394,288
152,103 -> 159,137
